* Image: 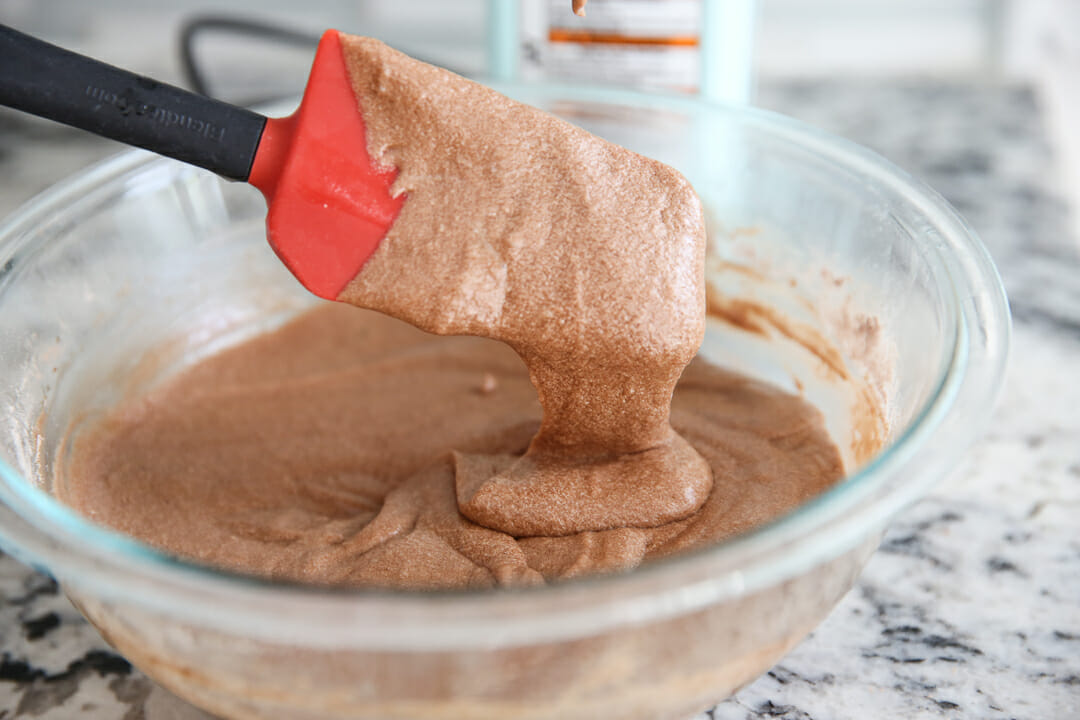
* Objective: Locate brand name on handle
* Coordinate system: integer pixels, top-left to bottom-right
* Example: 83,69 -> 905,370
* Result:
85,85 -> 226,142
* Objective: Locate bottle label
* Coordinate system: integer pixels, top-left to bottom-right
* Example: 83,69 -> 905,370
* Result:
520,0 -> 703,93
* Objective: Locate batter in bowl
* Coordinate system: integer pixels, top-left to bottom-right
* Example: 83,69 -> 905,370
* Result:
57,37 -> 865,590
59,303 -> 845,589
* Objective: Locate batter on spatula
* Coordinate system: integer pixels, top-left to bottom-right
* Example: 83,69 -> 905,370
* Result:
58,37 -> 852,590
336,37 -> 711,536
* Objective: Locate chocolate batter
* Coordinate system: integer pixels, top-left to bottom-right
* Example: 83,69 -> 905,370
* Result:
337,36 -> 711,536
57,36 -> 851,591
58,305 -> 843,590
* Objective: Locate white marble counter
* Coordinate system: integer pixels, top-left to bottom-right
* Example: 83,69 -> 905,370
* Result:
1,80 -> 1077,719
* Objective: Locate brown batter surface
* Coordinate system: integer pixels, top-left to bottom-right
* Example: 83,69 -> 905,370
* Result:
57,36 -> 848,591
58,304 -> 843,590
337,36 -> 711,537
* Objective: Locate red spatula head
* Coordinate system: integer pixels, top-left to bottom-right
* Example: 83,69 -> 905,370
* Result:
248,30 -> 404,300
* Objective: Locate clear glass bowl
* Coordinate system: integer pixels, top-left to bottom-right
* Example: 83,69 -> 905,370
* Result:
0,86 -> 1008,720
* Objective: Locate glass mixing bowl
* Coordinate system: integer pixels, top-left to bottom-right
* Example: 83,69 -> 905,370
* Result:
0,86 -> 1008,720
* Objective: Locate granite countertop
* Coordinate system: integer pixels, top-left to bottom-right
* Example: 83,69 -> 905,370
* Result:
1,80 -> 1077,720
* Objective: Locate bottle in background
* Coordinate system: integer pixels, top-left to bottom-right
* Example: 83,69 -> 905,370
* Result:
488,0 -> 757,104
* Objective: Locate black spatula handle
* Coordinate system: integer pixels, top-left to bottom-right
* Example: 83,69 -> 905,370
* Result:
0,24 -> 266,181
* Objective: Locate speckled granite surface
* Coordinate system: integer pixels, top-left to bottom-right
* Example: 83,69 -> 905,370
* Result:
1,80 -> 1078,719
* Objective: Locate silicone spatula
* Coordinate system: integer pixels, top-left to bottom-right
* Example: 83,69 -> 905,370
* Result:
0,25 -> 402,300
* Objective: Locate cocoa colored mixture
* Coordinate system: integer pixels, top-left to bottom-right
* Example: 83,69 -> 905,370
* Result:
336,37 -> 711,537
56,36 -> 847,590
58,305 -> 842,590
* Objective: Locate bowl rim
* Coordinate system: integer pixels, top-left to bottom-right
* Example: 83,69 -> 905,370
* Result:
0,83 -> 1011,650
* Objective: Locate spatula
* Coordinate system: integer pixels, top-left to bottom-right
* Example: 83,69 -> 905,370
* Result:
0,25 -> 401,300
